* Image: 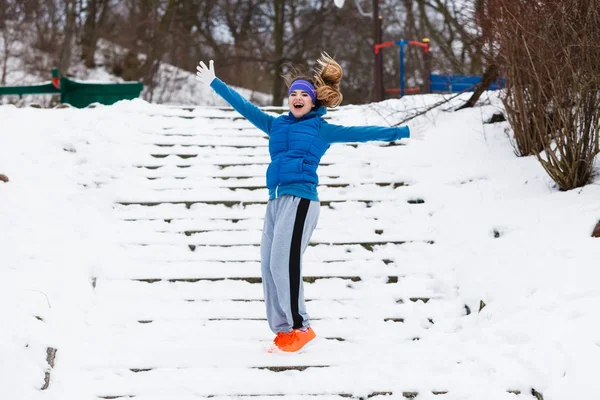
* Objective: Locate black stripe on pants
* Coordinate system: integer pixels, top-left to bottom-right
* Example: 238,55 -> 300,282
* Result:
289,198 -> 310,330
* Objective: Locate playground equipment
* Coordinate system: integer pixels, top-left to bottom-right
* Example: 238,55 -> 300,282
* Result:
430,74 -> 505,93
0,68 -> 143,108
374,38 -> 505,97
375,38 -> 431,97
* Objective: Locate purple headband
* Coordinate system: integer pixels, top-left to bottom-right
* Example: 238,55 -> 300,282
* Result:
288,80 -> 317,103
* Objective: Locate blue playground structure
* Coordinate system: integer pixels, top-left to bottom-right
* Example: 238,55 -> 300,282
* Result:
430,74 -> 505,94
374,39 -> 505,97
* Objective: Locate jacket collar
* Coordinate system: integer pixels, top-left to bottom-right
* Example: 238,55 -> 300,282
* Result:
285,106 -> 327,121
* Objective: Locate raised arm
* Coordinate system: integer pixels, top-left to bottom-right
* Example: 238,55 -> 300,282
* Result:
210,78 -> 274,135
196,60 -> 274,135
319,122 -> 410,144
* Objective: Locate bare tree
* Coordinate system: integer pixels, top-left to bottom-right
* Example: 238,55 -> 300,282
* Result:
32,0 -> 63,54
413,0 -> 479,75
0,1 -> 30,84
267,0 -> 338,105
201,0 -> 271,90
491,0 -> 600,189
81,0 -> 110,68
456,0 -> 499,110
1,0 -> 494,107
58,0 -> 78,73
270,0 -> 285,105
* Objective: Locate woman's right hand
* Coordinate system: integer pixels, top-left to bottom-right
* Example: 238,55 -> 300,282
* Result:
196,60 -> 216,86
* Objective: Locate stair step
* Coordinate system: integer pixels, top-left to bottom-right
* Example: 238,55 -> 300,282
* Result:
120,217 -> 387,231
96,391 -> 536,400
113,200 -> 427,220
94,273 -> 444,301
131,176 -> 406,188
88,297 -> 460,322
99,259 -> 402,280
116,199 -> 423,208
133,276 -> 385,283
139,142 -> 364,157
119,242 -> 426,263
83,361 -> 538,398
139,182 -> 406,191
126,240 -> 418,249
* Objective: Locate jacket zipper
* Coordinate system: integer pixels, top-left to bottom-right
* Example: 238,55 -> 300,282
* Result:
275,123 -> 291,199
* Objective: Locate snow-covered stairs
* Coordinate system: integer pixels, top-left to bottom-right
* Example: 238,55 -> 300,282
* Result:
82,105 -> 510,399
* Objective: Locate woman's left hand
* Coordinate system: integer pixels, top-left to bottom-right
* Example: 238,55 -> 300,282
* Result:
407,122 -> 426,140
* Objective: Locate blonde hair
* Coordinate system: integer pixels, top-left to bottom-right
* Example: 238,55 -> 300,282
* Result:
284,52 -> 344,108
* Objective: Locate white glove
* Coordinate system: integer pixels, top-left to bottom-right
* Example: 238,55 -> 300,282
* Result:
407,121 -> 426,140
196,60 -> 216,86
410,129 -> 426,140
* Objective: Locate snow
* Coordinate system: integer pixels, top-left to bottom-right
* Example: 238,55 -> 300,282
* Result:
1,90 -> 600,400
1,37 -> 272,107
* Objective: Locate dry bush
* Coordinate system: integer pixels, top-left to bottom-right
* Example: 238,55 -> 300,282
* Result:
592,221 -> 600,238
489,0 -> 600,190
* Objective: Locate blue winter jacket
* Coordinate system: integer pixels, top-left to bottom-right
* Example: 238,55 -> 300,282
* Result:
211,78 -> 410,201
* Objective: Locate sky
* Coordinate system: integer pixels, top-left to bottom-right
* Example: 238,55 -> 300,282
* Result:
2,57 -> 600,399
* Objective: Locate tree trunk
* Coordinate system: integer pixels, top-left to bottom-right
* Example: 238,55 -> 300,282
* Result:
59,0 -> 77,74
456,62 -> 499,110
81,0 -> 109,68
81,0 -> 97,67
142,0 -> 177,101
1,26 -> 10,85
271,0 -> 285,106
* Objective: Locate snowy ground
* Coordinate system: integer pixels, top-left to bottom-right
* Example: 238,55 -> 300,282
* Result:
1,91 -> 600,400
0,37 -> 272,107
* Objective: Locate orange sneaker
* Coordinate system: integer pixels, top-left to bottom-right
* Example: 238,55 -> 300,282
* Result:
280,327 -> 316,353
267,331 -> 293,353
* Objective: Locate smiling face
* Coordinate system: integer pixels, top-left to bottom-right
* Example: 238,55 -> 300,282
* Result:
288,90 -> 315,118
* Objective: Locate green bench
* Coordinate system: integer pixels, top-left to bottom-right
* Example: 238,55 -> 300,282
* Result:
0,68 -> 143,108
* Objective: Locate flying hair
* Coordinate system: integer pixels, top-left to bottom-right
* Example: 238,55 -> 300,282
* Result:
312,52 -> 343,108
283,52 -> 344,108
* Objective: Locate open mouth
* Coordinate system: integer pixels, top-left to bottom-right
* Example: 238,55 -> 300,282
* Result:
293,103 -> 304,109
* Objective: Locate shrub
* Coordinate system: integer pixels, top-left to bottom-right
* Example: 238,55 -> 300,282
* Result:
490,0 -> 600,189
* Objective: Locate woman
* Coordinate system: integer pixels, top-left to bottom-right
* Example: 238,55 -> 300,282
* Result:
196,54 -> 410,353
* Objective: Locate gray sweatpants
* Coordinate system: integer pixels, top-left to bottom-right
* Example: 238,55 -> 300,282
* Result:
261,195 -> 320,334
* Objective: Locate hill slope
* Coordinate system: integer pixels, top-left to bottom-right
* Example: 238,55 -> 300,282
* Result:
1,37 -> 271,107
1,93 -> 600,400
